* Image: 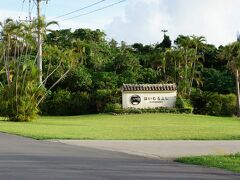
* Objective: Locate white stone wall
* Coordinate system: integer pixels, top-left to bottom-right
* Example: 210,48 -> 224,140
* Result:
122,91 -> 177,109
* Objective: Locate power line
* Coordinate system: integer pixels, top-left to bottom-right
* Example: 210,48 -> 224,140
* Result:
31,1 -> 35,14
21,0 -> 25,12
50,0 -> 107,20
59,0 -> 127,22
28,0 -> 32,22
43,2 -> 48,16
19,0 -> 26,21
19,0 -> 32,22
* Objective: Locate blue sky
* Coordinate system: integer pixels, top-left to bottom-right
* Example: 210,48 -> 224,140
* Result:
1,0 -> 240,46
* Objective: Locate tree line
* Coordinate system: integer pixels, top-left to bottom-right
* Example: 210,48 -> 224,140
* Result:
0,18 -> 239,121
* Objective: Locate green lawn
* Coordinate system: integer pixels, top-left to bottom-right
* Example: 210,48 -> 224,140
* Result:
0,113 -> 240,140
176,153 -> 240,173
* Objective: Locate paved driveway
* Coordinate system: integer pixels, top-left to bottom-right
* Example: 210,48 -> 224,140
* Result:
57,140 -> 240,159
0,133 -> 239,180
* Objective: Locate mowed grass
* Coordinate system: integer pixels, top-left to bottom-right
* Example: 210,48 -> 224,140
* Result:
0,113 -> 240,140
176,153 -> 240,173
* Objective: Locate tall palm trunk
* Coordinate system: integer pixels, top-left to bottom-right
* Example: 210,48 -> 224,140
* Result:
184,49 -> 188,94
189,47 -> 198,96
236,69 -> 240,117
174,59 -> 177,83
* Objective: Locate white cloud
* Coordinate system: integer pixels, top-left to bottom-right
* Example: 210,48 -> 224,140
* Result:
2,1 -> 240,46
105,0 -> 173,44
105,0 -> 240,46
57,18 -> 113,31
0,9 -> 27,22
172,0 -> 240,46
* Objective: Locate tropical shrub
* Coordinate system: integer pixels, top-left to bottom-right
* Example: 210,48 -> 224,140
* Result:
201,68 -> 234,94
69,92 -> 93,115
176,96 -> 193,113
220,94 -> 236,116
93,89 -> 121,112
0,59 -> 45,121
41,91 -> 93,115
47,89 -> 72,115
205,93 -> 236,116
103,103 -> 122,113
190,90 -> 236,116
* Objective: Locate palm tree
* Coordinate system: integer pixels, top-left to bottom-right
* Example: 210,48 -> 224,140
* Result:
175,35 -> 205,96
0,17 -> 74,122
72,39 -> 88,65
30,16 -> 58,39
0,18 -> 43,121
222,41 -> 240,116
189,36 -> 206,95
168,48 -> 181,83
175,36 -> 193,95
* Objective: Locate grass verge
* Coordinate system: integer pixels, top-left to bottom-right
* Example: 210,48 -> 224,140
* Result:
176,153 -> 240,173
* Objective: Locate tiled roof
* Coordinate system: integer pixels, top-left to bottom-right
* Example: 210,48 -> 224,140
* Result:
122,84 -> 177,91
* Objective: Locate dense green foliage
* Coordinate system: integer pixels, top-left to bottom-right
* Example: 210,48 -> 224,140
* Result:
190,90 -> 236,116
0,17 -> 239,118
0,18 -> 48,121
0,18 -> 78,121
0,114 -> 240,140
176,153 -> 240,173
42,29 -> 237,116
0,60 -> 45,121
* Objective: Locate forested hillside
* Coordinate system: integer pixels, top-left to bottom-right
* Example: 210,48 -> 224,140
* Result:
0,18 -> 239,120
40,28 -> 236,116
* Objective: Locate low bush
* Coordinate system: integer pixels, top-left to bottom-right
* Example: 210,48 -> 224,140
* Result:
220,94 -> 236,116
176,96 -> 193,113
103,103 -> 122,113
41,90 -> 93,115
111,107 -> 192,115
69,92 -> 93,115
190,90 -> 236,116
93,89 -> 121,112
41,89 -> 72,115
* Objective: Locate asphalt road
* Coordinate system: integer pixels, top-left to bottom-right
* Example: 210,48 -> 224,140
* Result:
0,133 -> 239,180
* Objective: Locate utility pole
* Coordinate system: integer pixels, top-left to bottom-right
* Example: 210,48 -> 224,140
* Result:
161,29 -> 168,36
37,0 -> 43,84
28,0 -> 32,22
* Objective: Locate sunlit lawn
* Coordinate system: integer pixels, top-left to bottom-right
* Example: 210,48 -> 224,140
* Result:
0,113 -> 240,140
176,153 -> 240,173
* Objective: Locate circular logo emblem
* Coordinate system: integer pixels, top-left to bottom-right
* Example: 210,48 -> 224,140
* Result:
130,95 -> 141,105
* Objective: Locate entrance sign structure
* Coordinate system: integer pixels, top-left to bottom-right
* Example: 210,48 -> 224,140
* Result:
122,84 -> 177,109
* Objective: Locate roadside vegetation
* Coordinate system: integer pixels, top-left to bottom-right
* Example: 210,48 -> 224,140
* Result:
0,16 -> 240,121
176,153 -> 240,173
0,114 -> 240,140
